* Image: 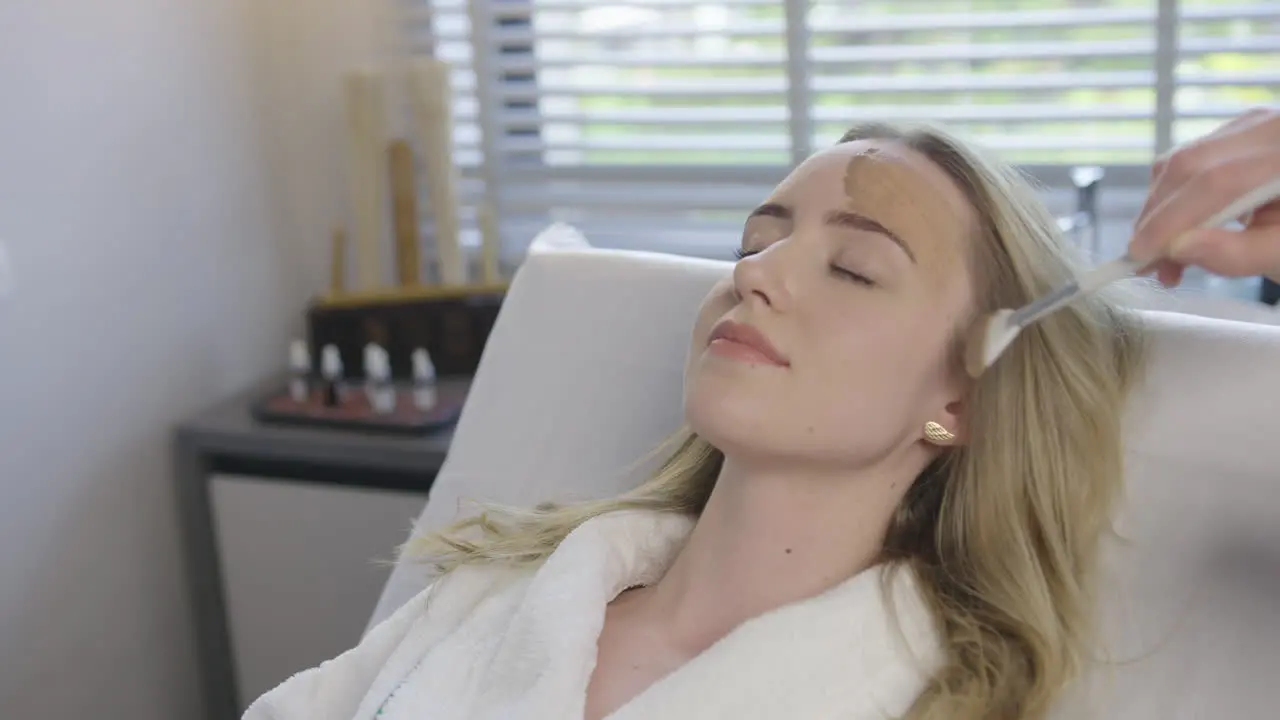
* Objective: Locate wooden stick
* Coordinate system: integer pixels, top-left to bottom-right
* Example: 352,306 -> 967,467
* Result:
387,139 -> 421,286
316,282 -> 509,309
410,59 -> 466,285
329,229 -> 347,295
478,202 -> 502,284
344,71 -> 390,290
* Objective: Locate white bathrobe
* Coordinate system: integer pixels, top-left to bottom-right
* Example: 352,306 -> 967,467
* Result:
243,509 -> 943,720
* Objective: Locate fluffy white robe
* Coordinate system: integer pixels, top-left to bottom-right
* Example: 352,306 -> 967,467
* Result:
243,509 -> 943,720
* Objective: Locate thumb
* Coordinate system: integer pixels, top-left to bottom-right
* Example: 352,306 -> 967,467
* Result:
1167,225 -> 1280,278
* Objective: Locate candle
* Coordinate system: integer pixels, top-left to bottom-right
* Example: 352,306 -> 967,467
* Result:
410,58 -> 466,286
478,202 -> 502,284
329,228 -> 347,295
387,140 -> 421,286
344,71 -> 390,290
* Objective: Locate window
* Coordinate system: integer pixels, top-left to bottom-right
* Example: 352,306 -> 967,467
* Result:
402,0 -> 1279,259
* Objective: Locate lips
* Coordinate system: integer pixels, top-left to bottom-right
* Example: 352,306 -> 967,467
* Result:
708,319 -> 790,367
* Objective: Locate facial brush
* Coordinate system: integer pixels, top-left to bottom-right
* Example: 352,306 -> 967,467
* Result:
964,175 -> 1280,378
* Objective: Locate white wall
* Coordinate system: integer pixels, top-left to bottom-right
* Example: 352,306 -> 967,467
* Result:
246,0 -> 403,297
0,0 -> 382,716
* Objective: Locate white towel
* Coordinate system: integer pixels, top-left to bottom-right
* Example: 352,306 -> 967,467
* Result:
243,509 -> 942,720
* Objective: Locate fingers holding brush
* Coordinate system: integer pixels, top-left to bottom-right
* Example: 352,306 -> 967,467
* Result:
1131,147 -> 1280,270
1139,164 -> 1280,284
1128,108 -> 1280,284
1146,258 -> 1186,288
968,109 -> 1280,380
1163,203 -> 1280,280
1138,108 -> 1276,221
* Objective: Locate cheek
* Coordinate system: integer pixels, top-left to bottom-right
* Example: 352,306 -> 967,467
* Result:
801,309 -> 954,434
685,281 -> 735,367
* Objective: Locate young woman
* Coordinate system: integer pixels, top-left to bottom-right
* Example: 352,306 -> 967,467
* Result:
244,122 -> 1145,720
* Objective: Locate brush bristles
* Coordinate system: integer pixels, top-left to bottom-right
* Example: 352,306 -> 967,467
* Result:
962,318 -> 991,379
963,309 -> 1018,378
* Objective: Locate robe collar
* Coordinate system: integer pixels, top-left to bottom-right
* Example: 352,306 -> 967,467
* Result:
478,509 -> 943,720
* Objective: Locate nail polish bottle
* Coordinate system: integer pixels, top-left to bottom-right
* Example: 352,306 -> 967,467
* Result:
288,339 -> 311,403
321,345 -> 345,407
411,347 -> 436,410
364,343 -> 395,415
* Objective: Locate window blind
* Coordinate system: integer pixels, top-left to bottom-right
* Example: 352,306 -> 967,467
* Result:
1174,2 -> 1280,146
403,0 -> 1280,259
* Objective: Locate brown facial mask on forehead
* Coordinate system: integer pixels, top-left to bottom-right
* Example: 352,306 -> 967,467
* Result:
840,151 -> 963,272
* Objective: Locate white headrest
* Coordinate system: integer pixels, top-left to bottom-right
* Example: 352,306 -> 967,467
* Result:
1074,310 -> 1280,718
372,246 -> 1280,716
372,247 -> 727,616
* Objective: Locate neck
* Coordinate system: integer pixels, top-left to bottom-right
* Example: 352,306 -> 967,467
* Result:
641,454 -> 913,653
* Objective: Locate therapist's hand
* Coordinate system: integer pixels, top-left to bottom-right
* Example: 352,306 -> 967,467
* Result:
1129,107 -> 1280,287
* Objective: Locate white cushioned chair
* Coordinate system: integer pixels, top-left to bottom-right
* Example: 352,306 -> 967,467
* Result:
370,243 -> 1280,718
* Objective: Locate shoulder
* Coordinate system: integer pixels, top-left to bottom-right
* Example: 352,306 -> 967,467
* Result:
367,559 -> 533,643
395,509 -> 695,629
416,560 -> 536,624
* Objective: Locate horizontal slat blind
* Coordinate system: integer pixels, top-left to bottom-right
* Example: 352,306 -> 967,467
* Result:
403,0 -> 1280,257
506,0 -> 787,250
807,1 -> 1160,165
424,0 -> 791,252
1174,2 -> 1280,146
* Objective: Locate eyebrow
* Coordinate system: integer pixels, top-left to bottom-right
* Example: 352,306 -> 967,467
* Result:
747,202 -> 791,221
824,210 -> 916,263
745,203 -> 916,263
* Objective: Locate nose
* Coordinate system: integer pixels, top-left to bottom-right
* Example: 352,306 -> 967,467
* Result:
732,244 -> 793,311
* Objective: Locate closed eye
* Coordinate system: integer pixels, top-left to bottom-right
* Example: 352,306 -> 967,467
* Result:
738,250 -> 874,286
831,265 -> 875,287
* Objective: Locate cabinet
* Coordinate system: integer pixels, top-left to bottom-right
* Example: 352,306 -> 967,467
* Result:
209,474 -> 427,708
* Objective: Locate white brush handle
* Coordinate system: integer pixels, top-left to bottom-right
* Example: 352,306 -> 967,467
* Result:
1078,254 -> 1143,294
1202,176 -> 1280,230
1015,176 -> 1280,329
1089,176 -> 1280,288
1012,253 -> 1144,327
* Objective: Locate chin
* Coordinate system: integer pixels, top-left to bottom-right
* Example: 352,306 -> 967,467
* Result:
683,353 -> 788,456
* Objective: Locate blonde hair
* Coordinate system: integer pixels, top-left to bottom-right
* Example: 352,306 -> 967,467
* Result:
405,122 -> 1145,720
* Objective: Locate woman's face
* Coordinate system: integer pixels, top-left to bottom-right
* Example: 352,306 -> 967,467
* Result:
684,140 -> 978,470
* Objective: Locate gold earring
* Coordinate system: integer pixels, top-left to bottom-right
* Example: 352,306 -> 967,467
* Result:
923,421 -> 956,445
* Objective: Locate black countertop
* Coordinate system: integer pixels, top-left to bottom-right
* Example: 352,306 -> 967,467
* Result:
175,376 -> 464,491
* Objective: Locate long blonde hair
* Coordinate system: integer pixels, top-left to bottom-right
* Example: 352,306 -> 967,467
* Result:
405,122 -> 1145,720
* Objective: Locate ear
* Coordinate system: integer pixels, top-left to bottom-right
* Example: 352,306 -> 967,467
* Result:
924,399 -> 967,447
